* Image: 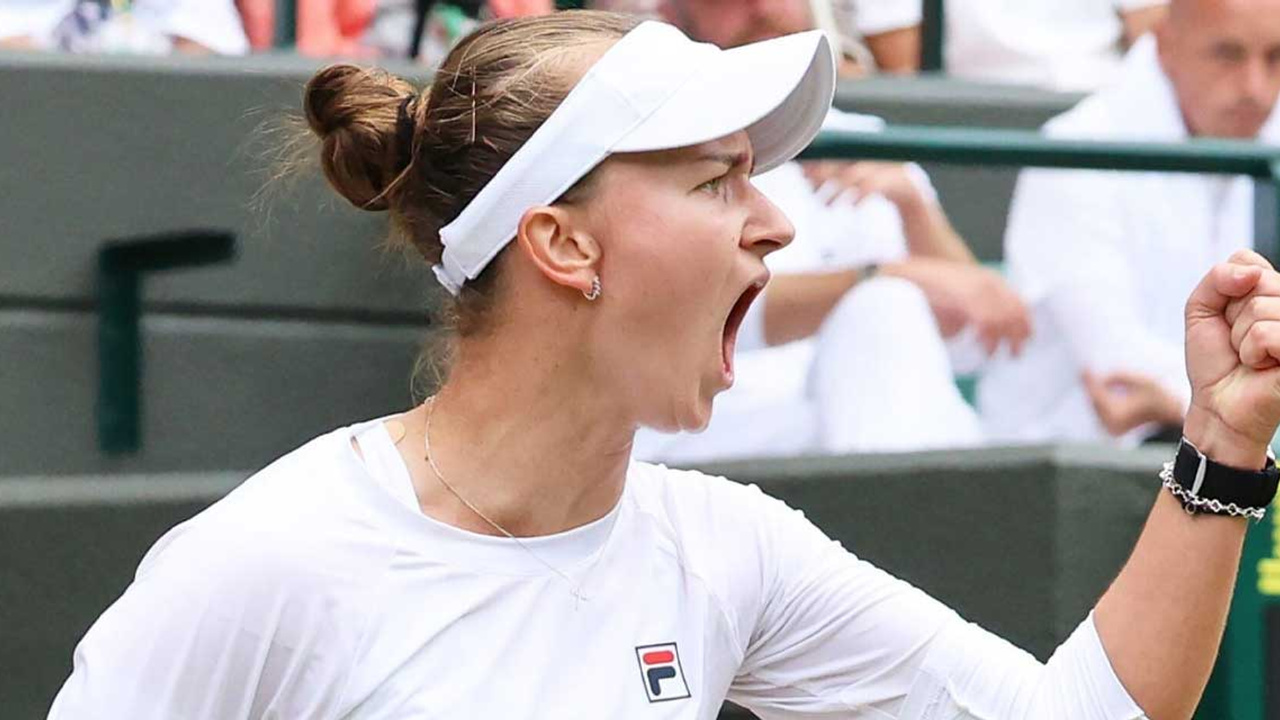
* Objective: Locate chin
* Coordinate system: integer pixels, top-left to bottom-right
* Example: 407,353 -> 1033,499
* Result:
646,394 -> 715,435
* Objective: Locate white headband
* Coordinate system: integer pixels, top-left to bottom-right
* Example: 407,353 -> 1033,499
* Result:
434,21 -> 835,295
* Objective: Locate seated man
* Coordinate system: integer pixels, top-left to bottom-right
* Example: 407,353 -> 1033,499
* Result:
635,0 -> 1030,463
980,0 -> 1280,444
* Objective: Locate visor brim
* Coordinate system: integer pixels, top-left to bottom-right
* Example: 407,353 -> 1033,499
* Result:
611,30 -> 836,174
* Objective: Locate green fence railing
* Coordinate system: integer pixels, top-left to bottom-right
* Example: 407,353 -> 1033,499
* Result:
802,126 -> 1280,259
804,126 -> 1280,179
801,124 -> 1280,720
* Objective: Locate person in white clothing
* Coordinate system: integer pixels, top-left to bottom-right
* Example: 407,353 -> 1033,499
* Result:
637,0 -> 1029,461
945,0 -> 1168,91
661,0 -> 922,75
0,0 -> 250,54
981,0 -> 1280,445
44,10 -> 1280,720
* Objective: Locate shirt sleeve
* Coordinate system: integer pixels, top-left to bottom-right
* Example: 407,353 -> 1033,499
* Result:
46,521 -> 361,720
1005,165 -> 1189,407
725,483 -> 1146,719
838,0 -> 922,36
136,0 -> 250,54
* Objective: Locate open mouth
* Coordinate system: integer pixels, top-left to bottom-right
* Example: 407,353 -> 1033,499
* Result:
720,275 -> 769,383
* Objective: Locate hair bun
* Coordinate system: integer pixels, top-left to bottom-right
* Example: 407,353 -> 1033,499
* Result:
303,64 -> 418,211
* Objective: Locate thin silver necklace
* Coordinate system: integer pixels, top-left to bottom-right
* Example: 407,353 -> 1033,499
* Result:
422,397 -> 598,608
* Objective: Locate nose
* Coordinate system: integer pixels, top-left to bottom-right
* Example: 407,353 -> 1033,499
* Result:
1241,57 -> 1271,107
740,183 -> 794,258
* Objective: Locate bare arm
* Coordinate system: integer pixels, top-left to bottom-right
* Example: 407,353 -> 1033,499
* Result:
1120,4 -> 1168,46
1096,252 -> 1280,719
762,269 -> 863,347
0,36 -> 38,49
896,188 -> 976,263
801,161 -> 974,263
236,0 -> 276,51
864,25 -> 920,74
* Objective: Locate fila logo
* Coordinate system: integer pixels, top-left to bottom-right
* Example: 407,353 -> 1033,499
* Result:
635,642 -> 691,703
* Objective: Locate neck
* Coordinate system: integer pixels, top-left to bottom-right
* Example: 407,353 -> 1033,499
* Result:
416,331 -> 635,538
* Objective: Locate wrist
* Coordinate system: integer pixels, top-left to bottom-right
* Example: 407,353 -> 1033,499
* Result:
1183,405 -> 1270,470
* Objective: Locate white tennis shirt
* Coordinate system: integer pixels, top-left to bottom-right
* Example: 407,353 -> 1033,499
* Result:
49,418 -> 1144,719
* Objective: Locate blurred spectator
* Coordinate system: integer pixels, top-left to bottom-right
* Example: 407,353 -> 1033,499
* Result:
296,0 -> 378,57
945,0 -> 1168,91
660,0 -> 920,75
588,0 -> 661,18
236,0 -> 275,51
635,1 -> 1030,462
816,0 -> 921,75
980,0 -> 1280,444
295,0 -> 552,61
0,0 -> 249,55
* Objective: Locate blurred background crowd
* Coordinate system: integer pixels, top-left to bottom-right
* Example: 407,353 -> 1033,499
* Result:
0,0 -> 1169,92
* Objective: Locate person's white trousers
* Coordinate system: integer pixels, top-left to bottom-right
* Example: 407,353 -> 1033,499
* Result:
634,277 -> 984,463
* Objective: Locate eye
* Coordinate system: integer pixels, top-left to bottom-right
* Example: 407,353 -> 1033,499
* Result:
1212,43 -> 1246,64
697,174 -> 729,196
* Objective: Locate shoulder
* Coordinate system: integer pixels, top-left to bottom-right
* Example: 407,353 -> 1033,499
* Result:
1042,91 -> 1126,140
1042,37 -> 1169,141
52,425 -> 390,719
136,423 -> 393,608
626,461 -> 796,529
625,461 -> 835,577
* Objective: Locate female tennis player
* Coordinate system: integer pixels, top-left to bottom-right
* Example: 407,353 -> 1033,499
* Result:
48,10 -> 1280,720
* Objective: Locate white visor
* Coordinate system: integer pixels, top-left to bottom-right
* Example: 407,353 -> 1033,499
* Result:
434,20 -> 836,295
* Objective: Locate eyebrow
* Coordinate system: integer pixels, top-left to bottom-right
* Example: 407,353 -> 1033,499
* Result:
694,151 -> 754,174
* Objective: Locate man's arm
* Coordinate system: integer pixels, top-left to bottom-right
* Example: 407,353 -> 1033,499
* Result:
0,36 -> 38,49
763,260 -> 1030,354
896,182 -> 976,263
762,269 -> 864,347
801,161 -> 975,262
864,25 -> 920,74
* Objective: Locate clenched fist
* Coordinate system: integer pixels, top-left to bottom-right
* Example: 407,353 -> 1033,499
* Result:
1184,250 -> 1280,469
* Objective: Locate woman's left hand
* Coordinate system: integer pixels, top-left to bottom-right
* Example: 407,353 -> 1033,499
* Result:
1184,250 -> 1280,468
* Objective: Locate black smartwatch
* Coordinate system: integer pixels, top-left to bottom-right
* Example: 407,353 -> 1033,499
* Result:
1168,437 -> 1280,516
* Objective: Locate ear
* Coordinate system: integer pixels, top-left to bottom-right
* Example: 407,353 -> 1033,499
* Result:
515,205 -> 601,296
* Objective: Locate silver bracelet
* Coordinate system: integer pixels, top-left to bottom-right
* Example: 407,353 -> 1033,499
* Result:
1159,460 -> 1269,521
